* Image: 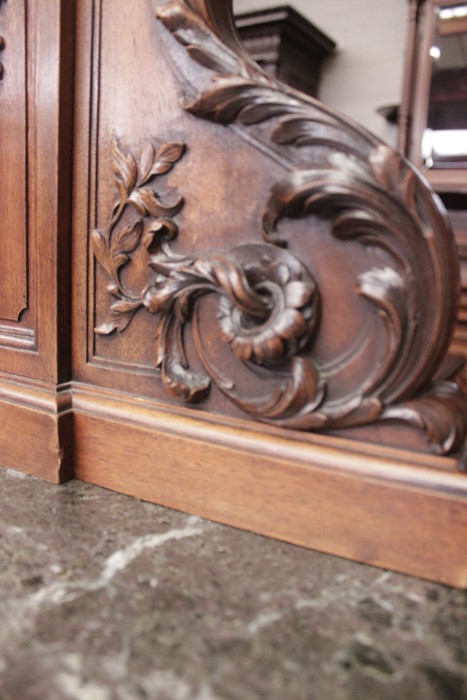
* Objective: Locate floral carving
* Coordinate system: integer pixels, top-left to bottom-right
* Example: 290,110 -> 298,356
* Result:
215,251 -> 315,365
144,242 -> 322,409
94,141 -> 324,418
92,1 -> 467,460
93,137 -> 467,456
152,0 -> 467,457
156,0 -> 459,400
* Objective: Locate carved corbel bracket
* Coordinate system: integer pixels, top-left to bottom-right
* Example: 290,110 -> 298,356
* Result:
92,0 -> 467,463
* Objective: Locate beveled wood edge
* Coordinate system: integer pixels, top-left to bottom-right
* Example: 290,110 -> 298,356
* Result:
71,382 -> 465,499
0,377 -> 465,584
0,372 -> 463,494
0,376 -> 73,483
0,372 -> 72,414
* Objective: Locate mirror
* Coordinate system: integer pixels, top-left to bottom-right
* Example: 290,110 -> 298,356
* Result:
423,3 -> 467,167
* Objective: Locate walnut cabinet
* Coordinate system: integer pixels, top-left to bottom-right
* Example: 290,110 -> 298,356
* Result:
1,0 -> 467,586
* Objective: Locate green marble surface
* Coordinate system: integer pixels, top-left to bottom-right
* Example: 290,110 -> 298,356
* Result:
0,467 -> 466,700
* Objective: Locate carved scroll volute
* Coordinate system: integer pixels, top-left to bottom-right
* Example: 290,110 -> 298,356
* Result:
185,0 -> 243,51
171,0 -> 262,69
93,0 -> 467,460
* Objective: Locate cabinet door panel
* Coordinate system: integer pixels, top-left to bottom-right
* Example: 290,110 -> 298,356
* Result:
0,0 -> 74,379
0,0 -> 27,322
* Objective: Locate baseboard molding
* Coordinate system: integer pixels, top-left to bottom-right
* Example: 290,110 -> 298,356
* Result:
1,377 -> 465,585
72,384 -> 467,588
0,375 -> 73,483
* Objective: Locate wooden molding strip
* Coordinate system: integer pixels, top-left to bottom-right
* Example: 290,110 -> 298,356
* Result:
0,375 -> 465,585
0,375 -> 72,483
72,383 -> 467,587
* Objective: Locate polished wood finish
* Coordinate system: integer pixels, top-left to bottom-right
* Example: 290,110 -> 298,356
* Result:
82,0 -> 465,452
0,0 -> 27,321
0,0 -> 466,585
0,0 -> 74,481
0,375 -> 72,483
73,383 -> 467,587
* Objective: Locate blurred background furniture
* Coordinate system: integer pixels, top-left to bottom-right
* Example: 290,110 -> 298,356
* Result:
235,5 -> 335,97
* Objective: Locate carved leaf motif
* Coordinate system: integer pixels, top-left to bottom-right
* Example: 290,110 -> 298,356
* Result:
271,117 -> 367,158
188,78 -> 296,125
356,267 -> 407,396
157,1 -> 249,78
382,382 -> 467,455
223,356 -> 326,428
152,0 -> 467,457
129,187 -> 184,218
139,143 -> 156,185
95,321 -> 120,335
143,219 -> 178,250
91,229 -> 112,277
259,151 -> 453,406
112,220 -> 143,256
145,242 -> 324,423
111,140 -> 137,195
142,277 -> 184,314
110,299 -> 142,314
154,314 -> 211,402
152,142 -> 186,175
156,0 -> 459,394
161,354 -> 211,402
93,140 -> 186,336
95,309 -> 139,335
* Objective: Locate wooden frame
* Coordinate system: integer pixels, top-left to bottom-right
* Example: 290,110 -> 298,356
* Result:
400,0 -> 467,184
399,0 -> 467,376
0,0 -> 74,482
1,0 -> 466,586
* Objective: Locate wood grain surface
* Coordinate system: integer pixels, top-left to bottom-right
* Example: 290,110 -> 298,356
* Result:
0,0 -> 465,586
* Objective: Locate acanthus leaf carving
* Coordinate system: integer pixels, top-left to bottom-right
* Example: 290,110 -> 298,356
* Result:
94,139 -> 327,421
92,136 -> 467,458
382,380 -> 467,456
92,0 -> 467,462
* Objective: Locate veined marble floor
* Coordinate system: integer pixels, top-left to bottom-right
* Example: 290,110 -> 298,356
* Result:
0,467 -> 466,700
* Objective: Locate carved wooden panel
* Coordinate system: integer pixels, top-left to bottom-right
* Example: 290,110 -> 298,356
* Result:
0,0 -> 463,586
0,0 -> 28,324
0,0 -> 75,482
0,0 -> 74,380
71,0 -> 467,460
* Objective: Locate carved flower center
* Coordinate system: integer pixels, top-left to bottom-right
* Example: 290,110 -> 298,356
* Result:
233,281 -> 280,335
